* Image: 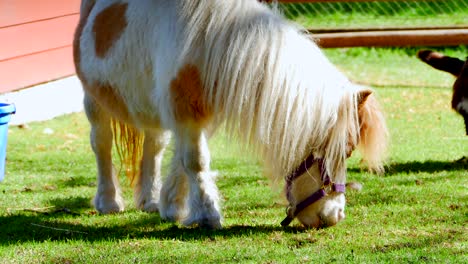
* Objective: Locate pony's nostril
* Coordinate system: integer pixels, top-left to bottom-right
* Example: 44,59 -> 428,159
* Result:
337,208 -> 345,221
319,208 -> 345,227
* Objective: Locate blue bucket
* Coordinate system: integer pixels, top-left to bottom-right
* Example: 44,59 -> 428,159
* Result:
0,103 -> 15,181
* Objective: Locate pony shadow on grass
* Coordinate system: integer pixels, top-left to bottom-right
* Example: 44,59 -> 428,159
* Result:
59,175 -> 96,188
350,158 -> 468,176
0,212 -> 300,245
48,196 -> 93,211
384,158 -> 468,176
0,195 -> 301,245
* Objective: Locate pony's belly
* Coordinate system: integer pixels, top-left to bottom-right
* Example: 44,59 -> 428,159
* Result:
83,81 -> 163,129
130,108 -> 163,130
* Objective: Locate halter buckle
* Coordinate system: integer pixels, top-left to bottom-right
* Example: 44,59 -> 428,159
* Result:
285,205 -> 293,217
321,181 -> 334,194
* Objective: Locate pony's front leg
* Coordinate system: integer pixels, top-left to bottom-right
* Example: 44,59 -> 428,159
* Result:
180,130 -> 221,229
134,129 -> 170,212
159,156 -> 189,223
84,95 -> 124,213
160,129 -> 221,229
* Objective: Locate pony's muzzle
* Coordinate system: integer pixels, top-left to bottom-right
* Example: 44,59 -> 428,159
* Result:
295,192 -> 346,228
319,207 -> 345,227
296,209 -> 345,228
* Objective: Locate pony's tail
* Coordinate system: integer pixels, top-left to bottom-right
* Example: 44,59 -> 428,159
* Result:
111,118 -> 144,186
358,94 -> 389,174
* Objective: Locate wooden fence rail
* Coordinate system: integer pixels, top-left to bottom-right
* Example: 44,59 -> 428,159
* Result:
260,0 -> 468,47
315,29 -> 468,48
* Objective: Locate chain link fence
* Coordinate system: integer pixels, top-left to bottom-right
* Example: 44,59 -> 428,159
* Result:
262,0 -> 468,47
274,0 -> 468,31
260,1 -> 468,86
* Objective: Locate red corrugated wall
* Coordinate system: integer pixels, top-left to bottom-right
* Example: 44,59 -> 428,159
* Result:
0,0 -> 80,93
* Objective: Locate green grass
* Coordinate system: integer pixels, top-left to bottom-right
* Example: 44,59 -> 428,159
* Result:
0,47 -> 467,263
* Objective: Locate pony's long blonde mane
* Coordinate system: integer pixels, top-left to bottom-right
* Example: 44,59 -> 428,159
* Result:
177,0 -> 366,184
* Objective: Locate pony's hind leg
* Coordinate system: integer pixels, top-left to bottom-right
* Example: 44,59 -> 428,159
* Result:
134,129 -> 171,212
160,129 -> 221,229
84,94 -> 124,213
463,112 -> 468,135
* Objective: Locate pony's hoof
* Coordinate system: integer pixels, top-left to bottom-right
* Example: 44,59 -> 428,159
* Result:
159,209 -> 174,222
94,194 -> 125,214
140,200 -> 159,213
159,209 -> 176,222
200,218 -> 223,230
183,215 -> 223,230
159,204 -> 188,223
189,220 -> 222,230
95,200 -> 125,214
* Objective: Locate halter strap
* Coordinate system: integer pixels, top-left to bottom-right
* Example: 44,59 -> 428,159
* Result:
284,153 -> 317,202
281,153 -> 346,227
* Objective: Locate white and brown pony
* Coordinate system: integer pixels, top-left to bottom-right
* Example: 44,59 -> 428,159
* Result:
417,50 -> 468,135
73,0 -> 388,229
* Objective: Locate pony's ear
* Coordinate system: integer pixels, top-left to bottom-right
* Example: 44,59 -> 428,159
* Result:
417,50 -> 465,77
357,89 -> 372,109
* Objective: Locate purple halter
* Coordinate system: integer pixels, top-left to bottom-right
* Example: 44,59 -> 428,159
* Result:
281,153 -> 346,227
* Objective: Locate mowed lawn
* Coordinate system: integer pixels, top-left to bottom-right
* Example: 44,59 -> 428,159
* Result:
0,47 -> 466,263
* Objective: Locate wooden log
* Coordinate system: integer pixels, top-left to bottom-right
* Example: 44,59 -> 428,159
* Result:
310,25 -> 468,34
313,29 -> 468,48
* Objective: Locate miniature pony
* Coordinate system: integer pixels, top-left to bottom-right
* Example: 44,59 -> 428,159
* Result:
74,0 -> 388,229
418,50 -> 468,135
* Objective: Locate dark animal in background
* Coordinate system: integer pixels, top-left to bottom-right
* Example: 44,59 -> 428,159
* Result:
417,50 -> 468,135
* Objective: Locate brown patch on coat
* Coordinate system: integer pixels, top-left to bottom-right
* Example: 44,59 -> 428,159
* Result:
73,0 -> 96,84
93,2 -> 128,58
170,64 -> 212,124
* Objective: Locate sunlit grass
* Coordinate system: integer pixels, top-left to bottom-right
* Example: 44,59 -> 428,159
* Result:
0,47 -> 466,263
